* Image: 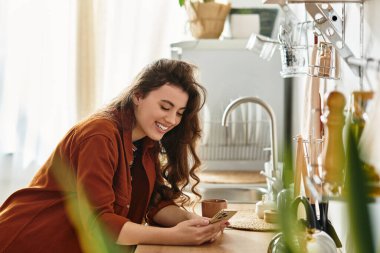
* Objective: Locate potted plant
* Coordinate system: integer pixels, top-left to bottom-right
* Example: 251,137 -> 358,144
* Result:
179,0 -> 231,39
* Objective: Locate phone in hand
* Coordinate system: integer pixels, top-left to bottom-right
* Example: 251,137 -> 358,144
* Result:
209,209 -> 237,224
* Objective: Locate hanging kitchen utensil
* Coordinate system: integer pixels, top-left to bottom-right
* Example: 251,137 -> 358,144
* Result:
294,135 -> 304,198
278,21 -> 310,78
246,33 -> 279,61
279,45 -> 309,78
299,137 -> 324,204
291,196 -> 317,229
319,202 -> 342,248
300,33 -> 324,202
303,34 -> 322,140
309,42 -> 339,79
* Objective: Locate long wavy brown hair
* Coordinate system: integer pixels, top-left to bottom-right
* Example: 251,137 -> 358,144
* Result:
97,58 -> 206,208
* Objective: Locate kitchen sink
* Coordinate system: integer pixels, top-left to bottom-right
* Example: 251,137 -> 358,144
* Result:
198,184 -> 267,204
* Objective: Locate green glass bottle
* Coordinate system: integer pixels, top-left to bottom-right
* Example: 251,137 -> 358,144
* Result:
349,91 -> 380,191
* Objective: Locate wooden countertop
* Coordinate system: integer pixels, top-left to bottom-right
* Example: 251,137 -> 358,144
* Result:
135,204 -> 275,253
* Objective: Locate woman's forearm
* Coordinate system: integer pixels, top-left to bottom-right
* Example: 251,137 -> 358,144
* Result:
116,221 -> 173,245
152,205 -> 200,227
116,218 -> 224,246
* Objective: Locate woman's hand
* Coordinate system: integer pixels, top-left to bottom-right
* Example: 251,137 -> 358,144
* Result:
169,218 -> 228,245
186,211 -> 230,234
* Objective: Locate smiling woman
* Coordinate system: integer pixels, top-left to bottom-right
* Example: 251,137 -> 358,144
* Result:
0,59 -> 231,253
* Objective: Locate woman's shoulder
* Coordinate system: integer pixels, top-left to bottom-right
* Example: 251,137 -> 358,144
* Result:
73,115 -> 122,141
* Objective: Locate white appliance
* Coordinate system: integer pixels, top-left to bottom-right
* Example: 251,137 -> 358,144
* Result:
171,39 -> 284,171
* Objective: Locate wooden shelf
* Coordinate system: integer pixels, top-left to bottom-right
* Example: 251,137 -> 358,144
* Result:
263,0 -> 363,4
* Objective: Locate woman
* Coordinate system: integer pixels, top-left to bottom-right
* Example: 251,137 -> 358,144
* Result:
0,59 -> 227,252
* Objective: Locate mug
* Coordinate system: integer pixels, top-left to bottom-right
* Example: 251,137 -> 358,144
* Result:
201,199 -> 228,218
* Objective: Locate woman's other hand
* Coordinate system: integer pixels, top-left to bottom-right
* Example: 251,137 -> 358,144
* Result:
170,218 -> 228,245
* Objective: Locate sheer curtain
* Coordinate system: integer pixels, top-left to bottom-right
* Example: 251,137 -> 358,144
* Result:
0,0 -> 188,175
0,0 -> 77,172
95,0 -> 188,105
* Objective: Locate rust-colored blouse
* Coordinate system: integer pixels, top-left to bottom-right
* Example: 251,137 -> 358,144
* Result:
0,111 -> 175,252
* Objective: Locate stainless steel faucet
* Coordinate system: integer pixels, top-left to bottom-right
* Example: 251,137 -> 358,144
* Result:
221,96 -> 279,179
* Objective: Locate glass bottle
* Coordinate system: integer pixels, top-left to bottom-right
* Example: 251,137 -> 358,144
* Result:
350,91 -> 372,141
349,91 -> 379,184
317,42 -> 332,77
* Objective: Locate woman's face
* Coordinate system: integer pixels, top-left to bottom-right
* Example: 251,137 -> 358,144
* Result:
132,83 -> 189,141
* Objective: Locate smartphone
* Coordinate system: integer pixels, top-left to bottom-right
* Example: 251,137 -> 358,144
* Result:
209,209 -> 237,224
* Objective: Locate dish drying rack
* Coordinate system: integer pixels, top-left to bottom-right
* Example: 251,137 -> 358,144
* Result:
199,120 -> 271,161
199,102 -> 272,163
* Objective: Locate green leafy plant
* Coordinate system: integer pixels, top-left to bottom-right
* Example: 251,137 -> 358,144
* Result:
52,157 -> 132,253
345,127 -> 375,253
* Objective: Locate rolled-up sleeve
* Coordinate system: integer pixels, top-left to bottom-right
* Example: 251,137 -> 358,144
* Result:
146,199 -> 177,226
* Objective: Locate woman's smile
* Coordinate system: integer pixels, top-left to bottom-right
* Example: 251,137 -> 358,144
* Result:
155,122 -> 170,133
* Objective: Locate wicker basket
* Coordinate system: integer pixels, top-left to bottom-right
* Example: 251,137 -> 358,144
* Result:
185,2 -> 231,39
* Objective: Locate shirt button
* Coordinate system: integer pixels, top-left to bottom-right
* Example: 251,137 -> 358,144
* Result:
127,205 -> 130,208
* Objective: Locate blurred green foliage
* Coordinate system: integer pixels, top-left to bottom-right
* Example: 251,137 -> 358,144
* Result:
52,158 -> 133,253
345,127 -> 375,253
